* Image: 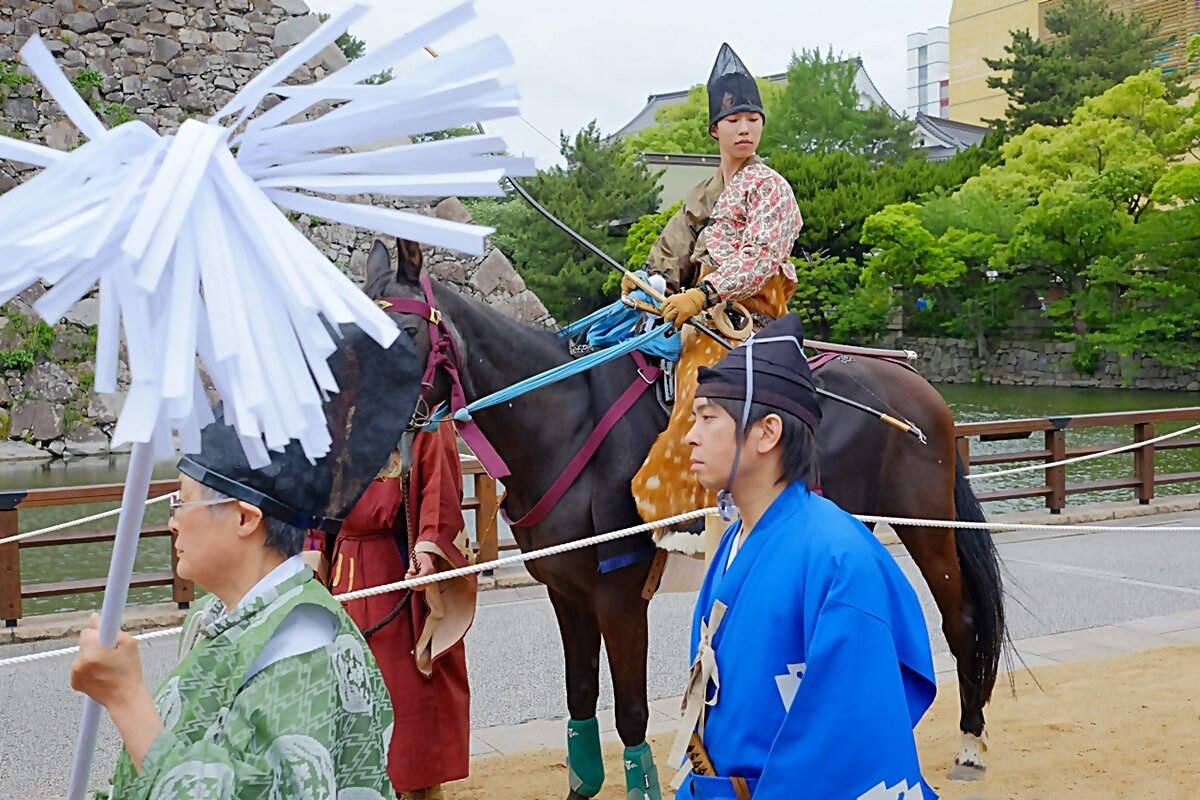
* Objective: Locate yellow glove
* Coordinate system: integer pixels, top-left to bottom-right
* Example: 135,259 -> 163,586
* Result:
660,288 -> 708,330
620,272 -> 640,296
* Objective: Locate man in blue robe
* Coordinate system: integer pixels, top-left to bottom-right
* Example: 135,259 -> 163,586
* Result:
669,314 -> 937,800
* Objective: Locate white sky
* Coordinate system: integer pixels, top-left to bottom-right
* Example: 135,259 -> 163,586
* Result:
304,0 -> 954,167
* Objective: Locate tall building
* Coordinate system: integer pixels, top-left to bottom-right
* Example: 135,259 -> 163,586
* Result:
947,0 -> 1040,126
948,0 -> 1200,126
907,26 -> 951,119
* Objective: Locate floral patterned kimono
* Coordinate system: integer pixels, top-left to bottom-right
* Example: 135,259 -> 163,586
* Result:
632,155 -> 804,522
96,566 -> 396,800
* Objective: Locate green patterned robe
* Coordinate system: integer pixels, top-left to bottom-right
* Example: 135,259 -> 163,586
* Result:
96,568 -> 396,800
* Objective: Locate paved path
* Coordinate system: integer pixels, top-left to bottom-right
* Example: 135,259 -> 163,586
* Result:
2,509 -> 1199,798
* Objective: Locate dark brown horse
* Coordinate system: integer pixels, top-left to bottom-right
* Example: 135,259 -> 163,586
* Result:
367,239 -> 1007,797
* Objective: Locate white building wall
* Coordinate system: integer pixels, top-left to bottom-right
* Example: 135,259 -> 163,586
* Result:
907,26 -> 951,119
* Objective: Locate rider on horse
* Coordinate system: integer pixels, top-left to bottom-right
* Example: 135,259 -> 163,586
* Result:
626,43 -> 804,526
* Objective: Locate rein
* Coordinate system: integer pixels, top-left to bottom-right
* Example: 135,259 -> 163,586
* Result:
378,271 -> 510,478
380,276 -> 665,526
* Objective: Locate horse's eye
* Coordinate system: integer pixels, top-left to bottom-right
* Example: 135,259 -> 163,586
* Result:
404,326 -> 419,340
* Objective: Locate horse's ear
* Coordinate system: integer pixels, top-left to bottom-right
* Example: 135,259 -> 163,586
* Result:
396,238 -> 424,285
365,239 -> 394,291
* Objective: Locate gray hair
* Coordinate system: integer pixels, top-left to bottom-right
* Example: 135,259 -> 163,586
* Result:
195,483 -> 307,558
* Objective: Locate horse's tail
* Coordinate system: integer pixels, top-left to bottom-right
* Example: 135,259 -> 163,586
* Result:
953,455 -> 1009,702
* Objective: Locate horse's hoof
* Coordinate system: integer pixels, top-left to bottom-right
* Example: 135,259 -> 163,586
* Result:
566,793 -> 593,800
948,761 -> 986,781
949,731 -> 987,781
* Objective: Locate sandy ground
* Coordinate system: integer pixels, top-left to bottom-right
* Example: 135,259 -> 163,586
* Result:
446,644 -> 1200,799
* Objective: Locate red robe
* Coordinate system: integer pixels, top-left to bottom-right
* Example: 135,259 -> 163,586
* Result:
319,424 -> 476,793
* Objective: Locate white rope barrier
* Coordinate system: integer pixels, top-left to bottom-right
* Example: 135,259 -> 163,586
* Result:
0,493 -> 175,547
965,422 -> 1200,481
6,505 -> 1200,670
0,506 -> 717,669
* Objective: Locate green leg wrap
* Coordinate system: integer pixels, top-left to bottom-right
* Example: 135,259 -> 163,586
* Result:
623,741 -> 662,800
566,717 -> 604,797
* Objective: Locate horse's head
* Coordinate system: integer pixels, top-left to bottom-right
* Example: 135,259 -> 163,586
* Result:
362,237 -> 462,419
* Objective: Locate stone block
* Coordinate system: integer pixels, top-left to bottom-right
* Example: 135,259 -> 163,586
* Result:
165,11 -> 186,26
3,98 -> 38,125
474,249 -> 511,296
42,119 -> 79,151
177,27 -> 209,44
270,0 -> 310,13
272,14 -> 317,47
211,30 -> 241,50
122,36 -> 150,55
170,54 -> 204,75
87,392 -> 125,425
30,6 -> 62,26
26,363 -> 78,403
10,401 -> 64,441
434,196 -> 474,225
65,12 -> 100,33
152,36 -> 181,63
95,5 -> 120,24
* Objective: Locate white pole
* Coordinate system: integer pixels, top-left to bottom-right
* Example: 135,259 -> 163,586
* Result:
65,440 -> 158,800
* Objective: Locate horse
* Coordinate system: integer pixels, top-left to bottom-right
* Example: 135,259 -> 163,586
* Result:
366,238 -> 1007,796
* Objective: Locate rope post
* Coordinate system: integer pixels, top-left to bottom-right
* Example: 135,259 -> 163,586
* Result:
703,514 -> 724,562
1046,428 -> 1067,514
476,474 -> 500,570
0,506 -> 20,627
1134,422 -> 1156,505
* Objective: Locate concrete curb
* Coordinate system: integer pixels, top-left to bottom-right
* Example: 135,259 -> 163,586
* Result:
5,494 -> 1198,644
0,603 -> 187,645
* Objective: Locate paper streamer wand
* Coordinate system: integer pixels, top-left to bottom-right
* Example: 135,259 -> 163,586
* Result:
0,3 -> 532,796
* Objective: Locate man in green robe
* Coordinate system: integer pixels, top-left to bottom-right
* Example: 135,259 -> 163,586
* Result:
70,324 -> 424,799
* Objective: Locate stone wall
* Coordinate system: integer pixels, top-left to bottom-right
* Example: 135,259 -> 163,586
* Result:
902,337 -> 1200,391
0,0 -> 551,460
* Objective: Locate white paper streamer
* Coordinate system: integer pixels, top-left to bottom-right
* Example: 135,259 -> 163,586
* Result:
0,3 -> 524,466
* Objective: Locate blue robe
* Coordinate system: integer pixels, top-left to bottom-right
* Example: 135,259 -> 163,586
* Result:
677,483 -> 937,799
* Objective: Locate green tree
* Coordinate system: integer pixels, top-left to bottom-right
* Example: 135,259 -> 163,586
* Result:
762,49 -> 915,162
470,121 -> 661,321
863,71 -> 1198,366
983,0 -> 1180,138
772,146 -> 990,263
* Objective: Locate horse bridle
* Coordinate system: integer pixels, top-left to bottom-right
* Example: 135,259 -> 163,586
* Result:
377,272 -> 511,478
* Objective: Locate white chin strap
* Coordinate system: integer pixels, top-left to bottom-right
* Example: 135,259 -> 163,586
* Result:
715,334 -> 807,522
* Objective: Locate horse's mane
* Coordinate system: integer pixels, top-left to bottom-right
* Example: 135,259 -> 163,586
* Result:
430,277 -> 572,361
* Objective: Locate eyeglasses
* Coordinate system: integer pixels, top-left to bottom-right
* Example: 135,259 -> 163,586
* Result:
168,492 -> 238,518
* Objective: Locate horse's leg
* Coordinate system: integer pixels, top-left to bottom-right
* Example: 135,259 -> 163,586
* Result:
595,576 -> 660,800
548,588 -> 606,800
893,521 -> 987,779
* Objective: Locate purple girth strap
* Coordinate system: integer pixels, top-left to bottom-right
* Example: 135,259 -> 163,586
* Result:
378,272 -> 510,478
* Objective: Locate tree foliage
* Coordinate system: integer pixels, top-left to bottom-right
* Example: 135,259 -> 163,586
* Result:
468,122 -> 661,322
863,71 -> 1200,367
983,0 -> 1182,139
762,49 -> 915,162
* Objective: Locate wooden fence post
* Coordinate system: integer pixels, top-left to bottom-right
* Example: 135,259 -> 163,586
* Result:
1134,422 -> 1155,505
956,436 -> 971,473
475,474 -> 499,569
170,528 -> 194,609
0,506 -> 21,626
1046,428 -> 1067,513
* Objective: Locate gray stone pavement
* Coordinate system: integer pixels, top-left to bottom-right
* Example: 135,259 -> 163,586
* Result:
2,506 -> 1200,798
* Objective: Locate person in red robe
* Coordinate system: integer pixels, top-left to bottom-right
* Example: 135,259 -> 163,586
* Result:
306,423 -> 476,800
